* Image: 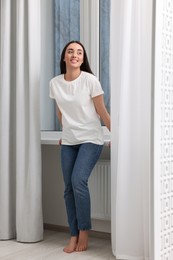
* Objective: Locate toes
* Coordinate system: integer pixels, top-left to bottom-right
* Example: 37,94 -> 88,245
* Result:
63,236 -> 78,253
75,244 -> 87,252
63,247 -> 74,253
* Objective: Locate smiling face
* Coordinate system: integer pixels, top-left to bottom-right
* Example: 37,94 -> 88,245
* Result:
63,43 -> 84,71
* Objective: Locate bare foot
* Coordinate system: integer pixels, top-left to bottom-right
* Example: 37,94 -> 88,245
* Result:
63,236 -> 78,253
75,230 -> 88,252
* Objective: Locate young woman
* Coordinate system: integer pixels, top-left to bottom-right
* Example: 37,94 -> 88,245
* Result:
49,40 -> 110,253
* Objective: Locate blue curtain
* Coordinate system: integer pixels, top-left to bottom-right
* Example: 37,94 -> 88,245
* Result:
100,0 -> 110,113
54,0 -> 80,76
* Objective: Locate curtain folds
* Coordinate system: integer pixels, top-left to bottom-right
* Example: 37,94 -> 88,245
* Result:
0,0 -> 43,242
110,0 -> 152,259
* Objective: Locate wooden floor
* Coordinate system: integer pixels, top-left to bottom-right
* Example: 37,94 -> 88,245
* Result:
0,230 -> 116,259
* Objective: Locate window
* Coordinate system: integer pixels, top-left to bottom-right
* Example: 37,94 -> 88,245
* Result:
40,0 -> 110,131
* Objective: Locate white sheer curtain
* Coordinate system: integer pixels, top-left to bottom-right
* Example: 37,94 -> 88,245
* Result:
110,0 -> 152,259
0,0 -> 43,242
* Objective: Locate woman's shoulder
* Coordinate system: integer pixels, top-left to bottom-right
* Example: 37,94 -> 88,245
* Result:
81,71 -> 99,82
50,74 -> 63,85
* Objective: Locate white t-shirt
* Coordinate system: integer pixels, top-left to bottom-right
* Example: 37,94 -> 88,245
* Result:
49,71 -> 104,145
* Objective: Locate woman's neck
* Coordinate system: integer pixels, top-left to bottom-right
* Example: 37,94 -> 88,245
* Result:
64,70 -> 81,81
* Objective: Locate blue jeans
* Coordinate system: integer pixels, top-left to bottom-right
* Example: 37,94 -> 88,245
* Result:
61,142 -> 103,236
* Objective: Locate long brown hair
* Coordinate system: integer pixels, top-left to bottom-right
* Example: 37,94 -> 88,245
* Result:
60,40 -> 93,74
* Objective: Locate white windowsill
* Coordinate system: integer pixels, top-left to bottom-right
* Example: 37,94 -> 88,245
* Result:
41,126 -> 110,146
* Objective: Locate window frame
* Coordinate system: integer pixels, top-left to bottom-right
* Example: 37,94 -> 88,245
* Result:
80,0 -> 100,78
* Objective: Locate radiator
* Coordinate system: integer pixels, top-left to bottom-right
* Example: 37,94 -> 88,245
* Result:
89,160 -> 111,220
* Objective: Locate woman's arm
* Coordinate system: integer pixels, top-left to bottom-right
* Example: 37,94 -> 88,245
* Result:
93,95 -> 111,131
56,106 -> 62,126
56,106 -> 62,145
